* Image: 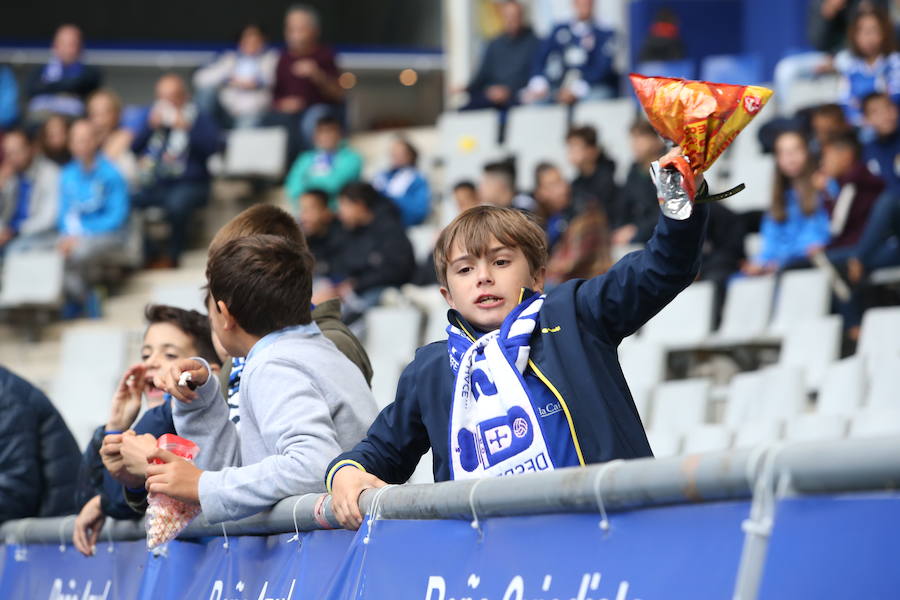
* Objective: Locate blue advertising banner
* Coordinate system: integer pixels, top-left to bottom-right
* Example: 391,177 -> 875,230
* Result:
322,500 -> 752,600
758,492 -> 900,598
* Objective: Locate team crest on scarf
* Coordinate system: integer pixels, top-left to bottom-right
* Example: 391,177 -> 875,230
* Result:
447,293 -> 553,480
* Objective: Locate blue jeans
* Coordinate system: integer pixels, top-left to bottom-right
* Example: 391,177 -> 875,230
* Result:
133,180 -> 209,262
263,103 -> 340,163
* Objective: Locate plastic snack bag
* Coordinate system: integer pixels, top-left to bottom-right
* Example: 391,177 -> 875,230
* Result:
145,434 -> 201,549
630,73 -> 773,218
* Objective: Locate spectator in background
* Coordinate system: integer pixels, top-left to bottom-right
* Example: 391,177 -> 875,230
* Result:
299,188 -> 343,278
0,366 -> 80,525
25,25 -> 102,122
38,114 -> 71,166
522,0 -> 618,104
834,5 -> 900,126
533,162 -> 610,284
285,116 -> 362,211
818,131 -> 884,251
58,119 -> 129,317
862,92 -> 900,193
809,103 -> 853,157
0,129 -> 60,251
479,159 -> 535,210
461,1 -> 539,111
611,120 -> 665,246
745,130 -> 830,274
700,203 -> 747,327
637,8 -> 686,63
0,65 -> 19,132
193,24 -> 279,129
327,182 -> 415,318
453,180 -> 479,214
372,136 -> 431,227
86,89 -> 137,185
269,5 -> 344,157
567,125 -> 617,215
132,74 -> 220,268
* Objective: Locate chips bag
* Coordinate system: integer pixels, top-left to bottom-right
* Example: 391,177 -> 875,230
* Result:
145,434 -> 201,549
630,74 -> 773,218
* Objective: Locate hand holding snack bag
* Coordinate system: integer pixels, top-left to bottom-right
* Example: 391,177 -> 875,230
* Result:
145,434 -> 202,549
630,74 -> 773,218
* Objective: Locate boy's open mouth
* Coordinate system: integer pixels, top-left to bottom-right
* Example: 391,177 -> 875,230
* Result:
475,294 -> 503,307
144,377 -> 164,398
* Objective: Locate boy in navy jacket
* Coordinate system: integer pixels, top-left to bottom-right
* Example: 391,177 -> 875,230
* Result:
327,148 -> 708,529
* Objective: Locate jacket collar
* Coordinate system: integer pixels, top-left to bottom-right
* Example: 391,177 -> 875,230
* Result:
446,287 -> 538,341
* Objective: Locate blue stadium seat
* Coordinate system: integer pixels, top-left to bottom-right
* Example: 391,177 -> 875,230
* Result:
700,53 -> 764,85
634,59 -> 695,80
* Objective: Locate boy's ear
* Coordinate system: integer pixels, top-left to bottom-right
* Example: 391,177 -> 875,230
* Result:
217,300 -> 236,331
532,266 -> 547,293
439,286 -> 457,310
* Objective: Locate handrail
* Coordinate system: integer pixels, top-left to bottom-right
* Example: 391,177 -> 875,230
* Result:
2,436 -> 899,545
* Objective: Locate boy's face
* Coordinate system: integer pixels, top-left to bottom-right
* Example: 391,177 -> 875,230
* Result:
239,27 -> 265,56
314,124 -> 341,152
337,197 -> 370,229
566,138 -> 598,172
453,187 -> 479,213
820,145 -> 855,178
141,322 -> 199,403
811,113 -> 845,144
864,97 -> 899,136
440,235 -> 544,332
69,121 -> 99,163
535,168 -> 570,214
478,174 -> 513,207
299,194 -> 332,235
2,134 -> 33,173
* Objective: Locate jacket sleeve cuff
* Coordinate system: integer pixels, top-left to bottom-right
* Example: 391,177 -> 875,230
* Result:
198,470 -> 228,525
325,459 -> 367,494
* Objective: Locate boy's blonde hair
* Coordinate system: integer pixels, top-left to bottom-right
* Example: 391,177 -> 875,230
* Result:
208,204 -> 307,256
433,205 -> 548,287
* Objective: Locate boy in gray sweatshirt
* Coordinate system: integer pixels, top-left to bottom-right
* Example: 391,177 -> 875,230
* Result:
149,234 -> 376,524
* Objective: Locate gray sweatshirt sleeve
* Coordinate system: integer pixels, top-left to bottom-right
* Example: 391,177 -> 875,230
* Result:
171,358 -> 241,471
196,358 -> 343,524
18,162 -> 60,237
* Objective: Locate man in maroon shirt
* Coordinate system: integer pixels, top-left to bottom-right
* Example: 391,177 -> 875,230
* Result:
268,5 -> 344,159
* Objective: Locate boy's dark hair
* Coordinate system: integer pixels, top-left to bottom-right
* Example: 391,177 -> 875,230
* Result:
237,22 -> 267,43
453,180 -> 476,193
482,159 -> 516,191
566,125 -> 599,148
209,204 -> 307,255
629,119 -> 658,137
862,91 -> 893,114
534,161 -> 559,188
434,205 -> 548,288
822,130 -> 862,159
3,128 -> 33,145
810,103 -> 847,123
144,304 -> 221,366
316,115 -> 342,130
207,235 -> 314,336
301,188 -> 330,209
339,181 -> 380,210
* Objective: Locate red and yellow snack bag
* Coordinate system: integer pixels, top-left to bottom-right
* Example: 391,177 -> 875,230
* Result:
630,74 -> 773,211
145,434 -> 201,549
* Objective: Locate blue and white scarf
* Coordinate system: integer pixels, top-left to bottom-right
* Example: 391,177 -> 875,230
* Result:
447,293 -> 553,480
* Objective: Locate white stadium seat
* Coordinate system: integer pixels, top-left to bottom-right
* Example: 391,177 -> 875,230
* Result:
641,281 -> 715,345
769,269 -> 831,335
0,249 -> 64,308
650,378 -> 711,433
778,316 -> 842,390
857,307 -> 900,376
438,109 -> 504,188
646,429 -> 682,458
784,414 -> 849,442
223,127 -> 288,178
713,275 -> 776,342
816,357 -> 866,416
849,409 -> 900,438
682,424 -> 733,454
733,420 -> 783,448
505,104 -> 570,190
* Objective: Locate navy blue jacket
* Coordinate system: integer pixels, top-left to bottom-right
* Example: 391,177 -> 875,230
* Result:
0,367 -> 81,522
468,28 -> 540,95
76,400 -> 175,519
131,110 -> 221,183
326,205 -> 709,488
864,129 -> 900,195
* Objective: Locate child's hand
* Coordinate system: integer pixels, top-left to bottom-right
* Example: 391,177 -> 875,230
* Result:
100,433 -> 146,489
72,495 -> 105,557
154,359 -> 209,403
330,467 -> 387,530
120,430 -> 158,479
145,449 -> 202,504
107,364 -> 146,432
659,145 -> 705,192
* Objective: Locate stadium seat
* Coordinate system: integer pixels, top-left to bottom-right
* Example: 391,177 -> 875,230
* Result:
816,357 -> 866,416
506,104 -> 571,190
857,306 -> 900,377
682,424 -> 732,454
758,366 -> 808,421
364,306 -> 423,367
723,370 -> 764,427
849,408 -> 900,438
634,59 -> 696,80
223,127 -> 288,178
713,275 -> 776,342
769,269 -> 831,335
572,98 -> 639,184
646,429 -> 681,458
641,280 -> 715,345
733,420 -> 783,448
151,282 -> 206,313
618,337 -> 666,398
781,75 -> 842,115
630,384 -> 652,427
406,224 -> 438,266
650,378 -> 711,432
700,54 -> 764,86
0,249 -> 64,308
438,109 -> 503,188
865,356 -> 900,411
368,355 -> 404,411
784,414 -> 849,442
778,315 -> 842,390
407,449 -> 435,484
